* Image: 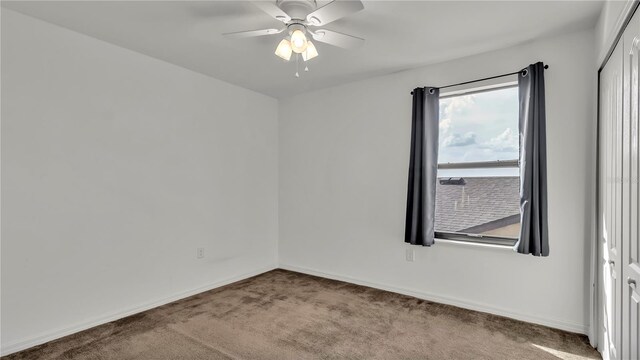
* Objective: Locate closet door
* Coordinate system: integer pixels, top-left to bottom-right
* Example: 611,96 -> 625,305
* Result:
600,39 -> 624,360
623,10 -> 640,360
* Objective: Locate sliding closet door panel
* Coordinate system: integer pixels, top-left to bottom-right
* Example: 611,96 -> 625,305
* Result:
600,9 -> 640,358
623,10 -> 640,360
601,39 -> 624,360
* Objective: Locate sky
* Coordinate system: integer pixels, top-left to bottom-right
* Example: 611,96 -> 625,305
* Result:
438,87 -> 519,164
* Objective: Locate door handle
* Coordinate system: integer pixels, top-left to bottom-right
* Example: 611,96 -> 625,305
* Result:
608,260 -> 615,266
629,278 -> 637,290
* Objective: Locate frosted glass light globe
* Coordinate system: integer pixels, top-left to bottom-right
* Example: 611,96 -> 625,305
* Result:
274,39 -> 293,61
290,29 -> 308,54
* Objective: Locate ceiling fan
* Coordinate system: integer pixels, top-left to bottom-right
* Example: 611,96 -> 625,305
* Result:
223,0 -> 365,77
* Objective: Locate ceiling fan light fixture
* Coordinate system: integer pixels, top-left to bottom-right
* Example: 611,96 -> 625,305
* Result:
275,39 -> 293,61
302,41 -> 318,61
227,0 -> 365,74
290,29 -> 308,53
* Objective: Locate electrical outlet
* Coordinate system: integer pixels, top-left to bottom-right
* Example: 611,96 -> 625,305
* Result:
197,248 -> 205,259
405,248 -> 415,262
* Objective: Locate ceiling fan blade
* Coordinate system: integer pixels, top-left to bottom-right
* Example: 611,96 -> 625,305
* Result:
223,28 -> 284,39
306,0 -> 364,26
251,1 -> 291,23
311,29 -> 364,49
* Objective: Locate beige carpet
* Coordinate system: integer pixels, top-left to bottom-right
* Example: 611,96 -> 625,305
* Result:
3,269 -> 600,359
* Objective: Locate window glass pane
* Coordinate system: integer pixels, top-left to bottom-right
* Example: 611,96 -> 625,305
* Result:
435,177 -> 520,238
438,87 -> 519,164
435,86 -> 520,239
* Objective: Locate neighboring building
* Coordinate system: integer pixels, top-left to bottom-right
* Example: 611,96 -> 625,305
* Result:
435,176 -> 520,238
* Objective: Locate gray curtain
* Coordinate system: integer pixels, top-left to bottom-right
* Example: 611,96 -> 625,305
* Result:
515,62 -> 549,256
405,87 -> 439,246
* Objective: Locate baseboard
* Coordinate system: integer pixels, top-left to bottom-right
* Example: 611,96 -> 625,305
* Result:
0,264 -> 277,356
279,263 -> 589,335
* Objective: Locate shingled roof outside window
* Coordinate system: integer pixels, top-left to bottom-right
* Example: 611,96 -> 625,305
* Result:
435,176 -> 520,238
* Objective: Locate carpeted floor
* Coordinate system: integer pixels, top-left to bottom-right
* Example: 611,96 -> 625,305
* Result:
3,269 -> 600,360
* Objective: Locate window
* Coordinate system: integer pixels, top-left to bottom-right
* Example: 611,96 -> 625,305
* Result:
435,84 -> 520,246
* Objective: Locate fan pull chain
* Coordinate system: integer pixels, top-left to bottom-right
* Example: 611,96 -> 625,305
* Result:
295,54 -> 300,78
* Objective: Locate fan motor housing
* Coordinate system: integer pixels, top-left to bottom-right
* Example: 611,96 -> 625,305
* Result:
287,23 -> 306,35
276,0 -> 317,21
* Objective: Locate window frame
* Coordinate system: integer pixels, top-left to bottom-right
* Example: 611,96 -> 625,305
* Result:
435,82 -> 520,247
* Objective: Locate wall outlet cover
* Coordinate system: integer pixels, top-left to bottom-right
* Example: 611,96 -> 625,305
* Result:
405,248 -> 415,262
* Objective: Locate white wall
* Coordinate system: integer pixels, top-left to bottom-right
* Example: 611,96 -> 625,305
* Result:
279,29 -> 596,333
1,9 -> 278,353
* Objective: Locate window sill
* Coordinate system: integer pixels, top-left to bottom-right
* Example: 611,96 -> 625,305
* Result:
434,237 -> 515,250
434,232 -> 517,247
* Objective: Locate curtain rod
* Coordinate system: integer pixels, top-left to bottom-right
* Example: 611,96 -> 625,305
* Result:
410,64 -> 549,95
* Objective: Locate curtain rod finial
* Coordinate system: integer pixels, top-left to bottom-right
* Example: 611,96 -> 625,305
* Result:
544,64 -> 549,69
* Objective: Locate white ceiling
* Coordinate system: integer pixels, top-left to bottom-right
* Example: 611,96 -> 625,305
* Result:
2,1 -> 603,98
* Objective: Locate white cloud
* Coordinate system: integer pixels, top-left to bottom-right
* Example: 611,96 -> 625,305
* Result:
483,128 -> 519,152
441,95 -> 476,119
439,118 -> 451,134
442,132 -> 477,147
